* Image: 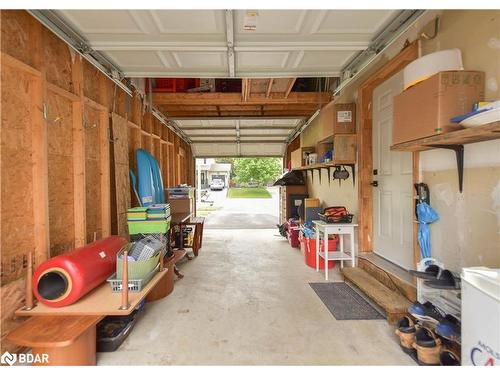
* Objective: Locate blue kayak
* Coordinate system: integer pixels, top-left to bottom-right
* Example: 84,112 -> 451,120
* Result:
135,149 -> 165,206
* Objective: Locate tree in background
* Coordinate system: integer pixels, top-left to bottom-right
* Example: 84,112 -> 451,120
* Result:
233,157 -> 282,186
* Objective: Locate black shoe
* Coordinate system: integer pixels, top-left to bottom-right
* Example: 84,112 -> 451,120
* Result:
409,265 -> 441,280
425,270 -> 460,290
409,301 -> 445,324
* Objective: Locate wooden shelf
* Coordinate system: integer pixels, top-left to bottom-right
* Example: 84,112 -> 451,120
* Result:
292,161 -> 356,186
292,161 -> 354,171
16,268 -> 169,317
390,122 -> 500,152
391,121 -> 500,193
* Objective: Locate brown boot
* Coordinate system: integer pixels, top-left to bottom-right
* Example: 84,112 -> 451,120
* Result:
413,326 -> 442,365
395,315 -> 417,354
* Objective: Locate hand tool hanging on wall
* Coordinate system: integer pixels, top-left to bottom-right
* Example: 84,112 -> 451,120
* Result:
414,183 -> 430,217
333,166 -> 350,186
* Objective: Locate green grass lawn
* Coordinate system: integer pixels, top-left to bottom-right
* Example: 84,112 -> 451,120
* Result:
227,187 -> 271,199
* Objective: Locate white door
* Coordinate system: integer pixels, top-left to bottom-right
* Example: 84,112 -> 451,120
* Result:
372,70 -> 414,270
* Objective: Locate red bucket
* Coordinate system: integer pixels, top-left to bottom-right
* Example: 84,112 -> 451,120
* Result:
301,237 -> 337,269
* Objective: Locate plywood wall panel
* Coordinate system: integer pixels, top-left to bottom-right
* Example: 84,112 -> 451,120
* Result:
43,29 -> 73,93
141,133 -> 152,153
111,114 -> 131,237
0,278 -> 25,353
0,10 -> 40,69
47,93 -> 75,256
83,59 -> 101,104
1,66 -> 35,284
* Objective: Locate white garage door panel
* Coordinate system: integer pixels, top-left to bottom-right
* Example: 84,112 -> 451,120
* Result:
149,10 -> 225,34
240,143 -> 285,156
55,9 -> 399,77
192,143 -> 238,156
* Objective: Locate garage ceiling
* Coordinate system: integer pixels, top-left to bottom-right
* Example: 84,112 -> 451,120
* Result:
55,9 -> 397,78
49,9 -> 401,157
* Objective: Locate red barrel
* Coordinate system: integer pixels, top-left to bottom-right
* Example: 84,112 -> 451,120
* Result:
33,236 -> 127,307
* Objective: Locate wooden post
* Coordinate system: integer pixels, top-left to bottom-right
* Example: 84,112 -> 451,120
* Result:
72,55 -> 86,246
25,252 -> 34,310
119,250 -> 129,310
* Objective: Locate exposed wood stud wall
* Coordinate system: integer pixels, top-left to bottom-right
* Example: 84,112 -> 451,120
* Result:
0,10 -> 194,353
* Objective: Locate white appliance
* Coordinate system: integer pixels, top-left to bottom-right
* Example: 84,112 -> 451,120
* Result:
461,267 -> 500,366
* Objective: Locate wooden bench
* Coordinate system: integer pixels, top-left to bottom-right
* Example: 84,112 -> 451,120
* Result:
187,217 -> 205,256
7,315 -> 102,365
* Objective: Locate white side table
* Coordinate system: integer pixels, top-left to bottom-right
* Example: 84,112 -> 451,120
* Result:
312,221 -> 358,281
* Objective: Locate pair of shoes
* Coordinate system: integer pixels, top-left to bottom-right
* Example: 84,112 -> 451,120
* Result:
408,301 -> 444,325
410,265 -> 460,290
413,326 -> 442,365
440,348 -> 461,366
395,315 -> 417,354
436,314 -> 461,344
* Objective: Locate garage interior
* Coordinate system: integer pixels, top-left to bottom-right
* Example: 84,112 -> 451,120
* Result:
1,8 -> 499,367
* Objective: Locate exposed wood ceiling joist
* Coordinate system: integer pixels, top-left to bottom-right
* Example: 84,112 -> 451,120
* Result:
153,92 -> 330,105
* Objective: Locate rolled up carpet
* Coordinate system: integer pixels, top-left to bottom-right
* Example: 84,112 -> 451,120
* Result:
33,236 -> 128,307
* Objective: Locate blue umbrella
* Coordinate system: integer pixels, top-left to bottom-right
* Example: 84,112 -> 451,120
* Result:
416,202 -> 439,258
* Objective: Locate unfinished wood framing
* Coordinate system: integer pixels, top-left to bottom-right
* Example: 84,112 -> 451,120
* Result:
357,42 -> 419,253
154,91 -> 330,118
111,114 -> 131,238
0,10 -> 194,352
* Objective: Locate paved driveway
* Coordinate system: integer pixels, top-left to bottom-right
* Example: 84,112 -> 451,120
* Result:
203,187 -> 279,229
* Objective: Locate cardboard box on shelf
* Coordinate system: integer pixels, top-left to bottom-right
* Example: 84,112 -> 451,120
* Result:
169,198 -> 192,214
333,103 -> 356,134
333,134 -> 357,164
393,71 -> 485,145
304,198 -> 320,209
291,147 -> 316,168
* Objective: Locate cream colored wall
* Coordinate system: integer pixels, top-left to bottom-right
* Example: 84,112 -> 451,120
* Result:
298,10 -> 444,217
419,10 -> 500,272
299,10 -> 499,270
300,110 -> 359,214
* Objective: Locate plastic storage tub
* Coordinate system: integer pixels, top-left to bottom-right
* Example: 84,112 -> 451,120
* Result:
116,243 -> 162,279
127,219 -> 170,235
301,237 -> 337,269
96,302 -> 144,352
287,226 -> 300,248
107,265 -> 159,293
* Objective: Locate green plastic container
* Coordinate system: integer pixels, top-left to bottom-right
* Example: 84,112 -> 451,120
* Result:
127,219 -> 170,235
116,243 -> 162,279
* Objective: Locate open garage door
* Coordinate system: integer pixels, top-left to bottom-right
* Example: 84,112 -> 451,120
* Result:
179,118 -> 302,157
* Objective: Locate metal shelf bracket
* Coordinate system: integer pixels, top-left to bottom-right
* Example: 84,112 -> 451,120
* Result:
428,144 -> 464,193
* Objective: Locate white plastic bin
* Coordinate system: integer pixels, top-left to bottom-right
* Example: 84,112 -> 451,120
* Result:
461,267 -> 500,366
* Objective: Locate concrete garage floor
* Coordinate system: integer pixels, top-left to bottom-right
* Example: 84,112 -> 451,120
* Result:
98,229 -> 413,365
203,187 -> 279,229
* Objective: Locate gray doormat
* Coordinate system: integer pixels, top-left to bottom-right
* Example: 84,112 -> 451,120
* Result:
310,282 -> 384,320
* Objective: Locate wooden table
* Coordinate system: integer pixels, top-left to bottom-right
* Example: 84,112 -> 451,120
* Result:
312,221 -> 358,281
170,212 -> 194,275
170,212 -> 192,251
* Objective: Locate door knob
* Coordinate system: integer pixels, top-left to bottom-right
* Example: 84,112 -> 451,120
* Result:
370,181 -> 378,187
